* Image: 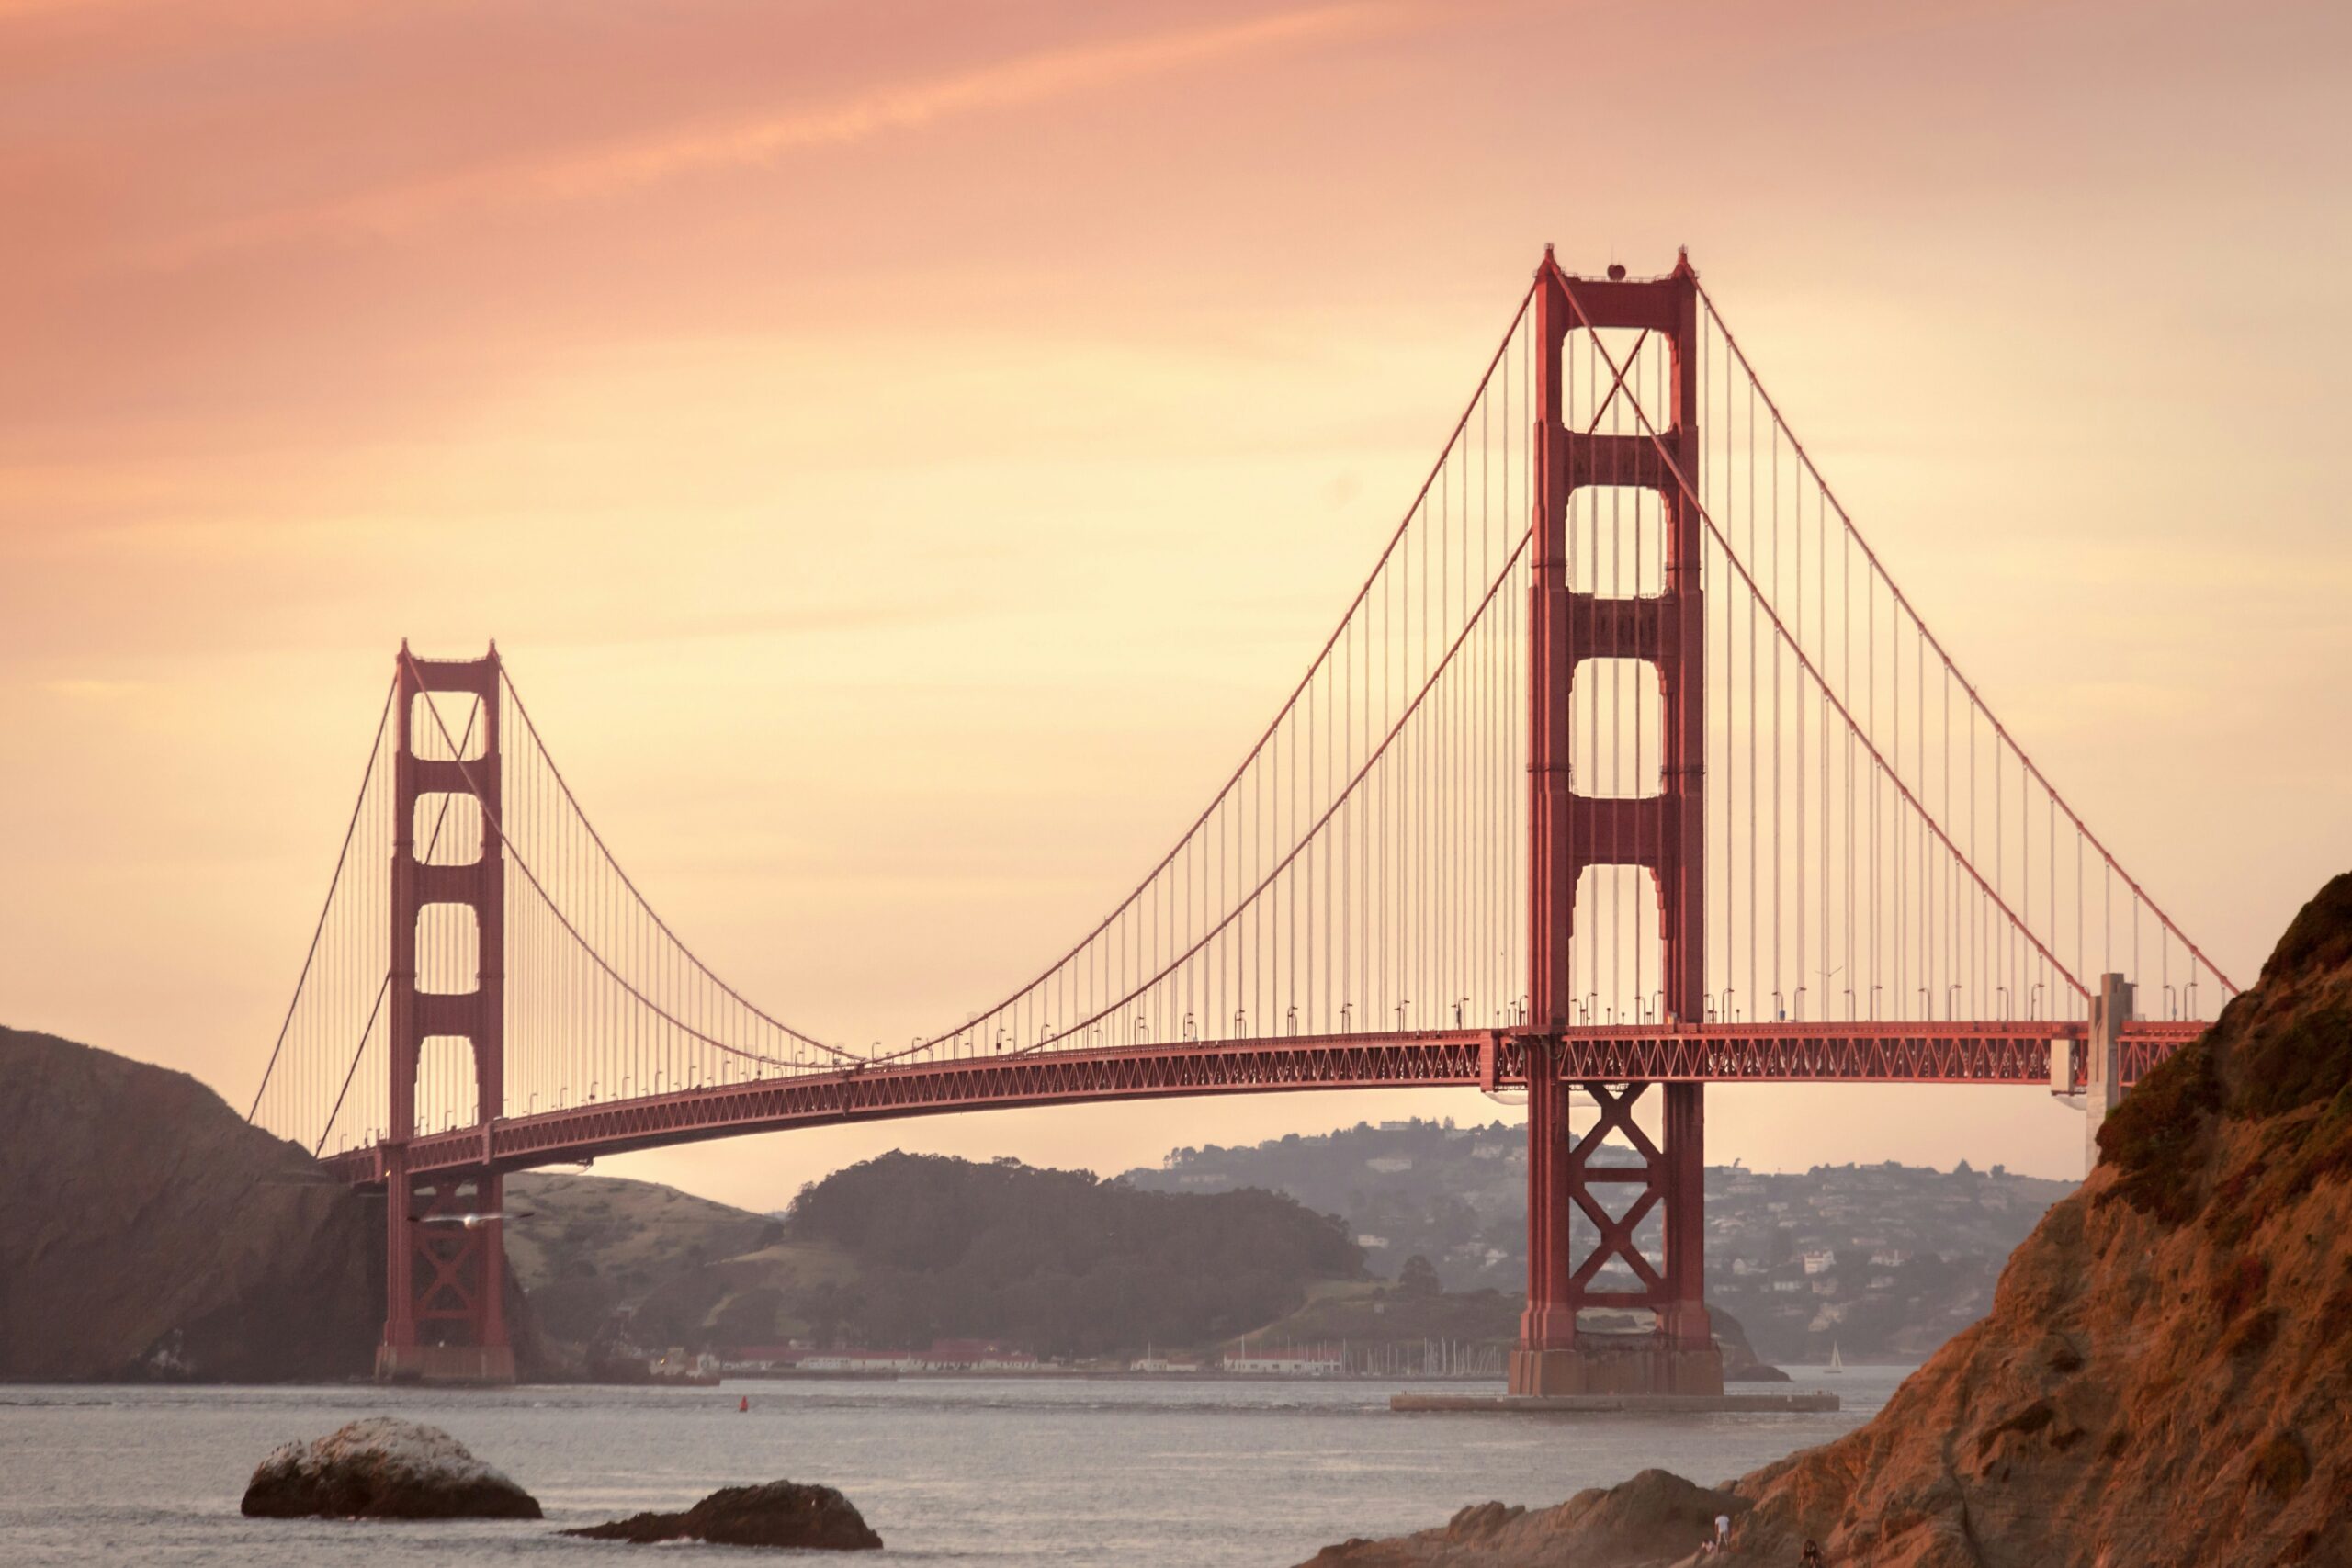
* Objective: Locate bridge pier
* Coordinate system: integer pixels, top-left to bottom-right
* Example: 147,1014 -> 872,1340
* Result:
2081,972 -> 2134,1177
1512,1056 -> 1720,1395
377,1166 -> 515,1385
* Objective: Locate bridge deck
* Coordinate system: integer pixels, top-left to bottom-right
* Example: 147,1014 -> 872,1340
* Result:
322,1020 -> 2203,1185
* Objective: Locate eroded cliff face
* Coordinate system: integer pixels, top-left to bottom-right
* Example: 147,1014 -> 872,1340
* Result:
1305,873 -> 2352,1568
0,1026 -> 382,1380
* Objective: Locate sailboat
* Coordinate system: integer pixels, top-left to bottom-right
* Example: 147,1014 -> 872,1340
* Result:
1827,1342 -> 1845,1373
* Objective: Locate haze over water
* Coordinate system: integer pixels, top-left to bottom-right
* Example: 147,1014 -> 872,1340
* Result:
0,1371 -> 1894,1565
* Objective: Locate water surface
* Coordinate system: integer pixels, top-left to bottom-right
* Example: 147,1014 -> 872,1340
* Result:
0,1368 -> 1904,1566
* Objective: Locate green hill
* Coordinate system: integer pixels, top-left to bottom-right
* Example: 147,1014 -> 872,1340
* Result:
508,1153 -> 1365,1361
503,1170 -> 798,1348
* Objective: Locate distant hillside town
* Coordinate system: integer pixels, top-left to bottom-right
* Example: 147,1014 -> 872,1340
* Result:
1123,1118 -> 2075,1362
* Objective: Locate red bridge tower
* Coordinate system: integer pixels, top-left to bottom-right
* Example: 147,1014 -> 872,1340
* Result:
379,644 -> 515,1383
1515,252 -> 1721,1396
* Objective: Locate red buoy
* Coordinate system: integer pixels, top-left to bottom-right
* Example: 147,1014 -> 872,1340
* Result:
739,1395 -> 750,1413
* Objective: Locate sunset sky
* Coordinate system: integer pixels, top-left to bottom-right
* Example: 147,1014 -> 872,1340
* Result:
4,0 -> 2347,1207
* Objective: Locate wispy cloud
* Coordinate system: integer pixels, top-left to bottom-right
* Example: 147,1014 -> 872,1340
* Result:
534,4 -> 1407,199
179,3 -> 1416,256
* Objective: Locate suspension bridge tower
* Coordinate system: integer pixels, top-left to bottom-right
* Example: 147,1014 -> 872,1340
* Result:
1515,251 -> 1721,1396
379,643 -> 515,1384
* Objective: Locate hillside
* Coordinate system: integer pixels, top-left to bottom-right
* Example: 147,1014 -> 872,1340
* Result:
515,1153 -> 1369,1361
784,1152 -> 1369,1358
1706,1160 -> 2073,1362
1126,1121 -> 2073,1360
503,1170 -> 791,1348
0,1026 -> 380,1380
1304,872 -> 2352,1568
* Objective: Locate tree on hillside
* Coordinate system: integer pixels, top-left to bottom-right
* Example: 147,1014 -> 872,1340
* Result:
1397,1254 -> 1442,1299
781,1152 -> 1366,1359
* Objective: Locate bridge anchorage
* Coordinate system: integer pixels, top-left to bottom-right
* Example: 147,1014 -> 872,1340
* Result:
248,251 -> 2231,1389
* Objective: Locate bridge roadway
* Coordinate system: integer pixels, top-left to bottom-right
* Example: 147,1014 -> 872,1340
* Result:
323,1019 -> 2202,1186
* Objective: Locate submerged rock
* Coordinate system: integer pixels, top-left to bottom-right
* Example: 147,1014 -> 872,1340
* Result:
562,1479 -> 882,1550
241,1416 -> 541,1519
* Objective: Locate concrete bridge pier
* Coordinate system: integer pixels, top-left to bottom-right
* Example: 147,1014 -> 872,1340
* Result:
1510,1054 -> 1722,1397
2082,972 -> 2134,1176
377,1160 -> 515,1386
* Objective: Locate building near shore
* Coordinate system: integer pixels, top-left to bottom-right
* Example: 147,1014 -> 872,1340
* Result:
922,1338 -> 1040,1371
1222,1347 -> 1342,1375
750,1340 -> 1046,1372
799,1349 -> 924,1371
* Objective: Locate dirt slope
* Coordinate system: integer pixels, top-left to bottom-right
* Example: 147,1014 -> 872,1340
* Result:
1305,873 -> 2352,1568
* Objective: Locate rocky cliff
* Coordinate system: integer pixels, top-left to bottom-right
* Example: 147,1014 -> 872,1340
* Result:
0,1026 -> 383,1379
1304,873 -> 2352,1568
1,1026 -> 561,1382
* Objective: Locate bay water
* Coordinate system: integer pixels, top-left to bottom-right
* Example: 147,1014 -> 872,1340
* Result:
0,1368 -> 1903,1565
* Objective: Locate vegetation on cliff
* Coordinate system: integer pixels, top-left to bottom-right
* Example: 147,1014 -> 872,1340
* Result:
2101,871 -> 2352,1231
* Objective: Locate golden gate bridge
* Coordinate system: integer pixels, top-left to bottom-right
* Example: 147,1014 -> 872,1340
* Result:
245,250 -> 2228,1389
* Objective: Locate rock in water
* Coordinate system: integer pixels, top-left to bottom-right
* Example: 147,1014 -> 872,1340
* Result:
241,1417 -> 541,1519
1304,1471 -> 1743,1567
562,1480 -> 882,1550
